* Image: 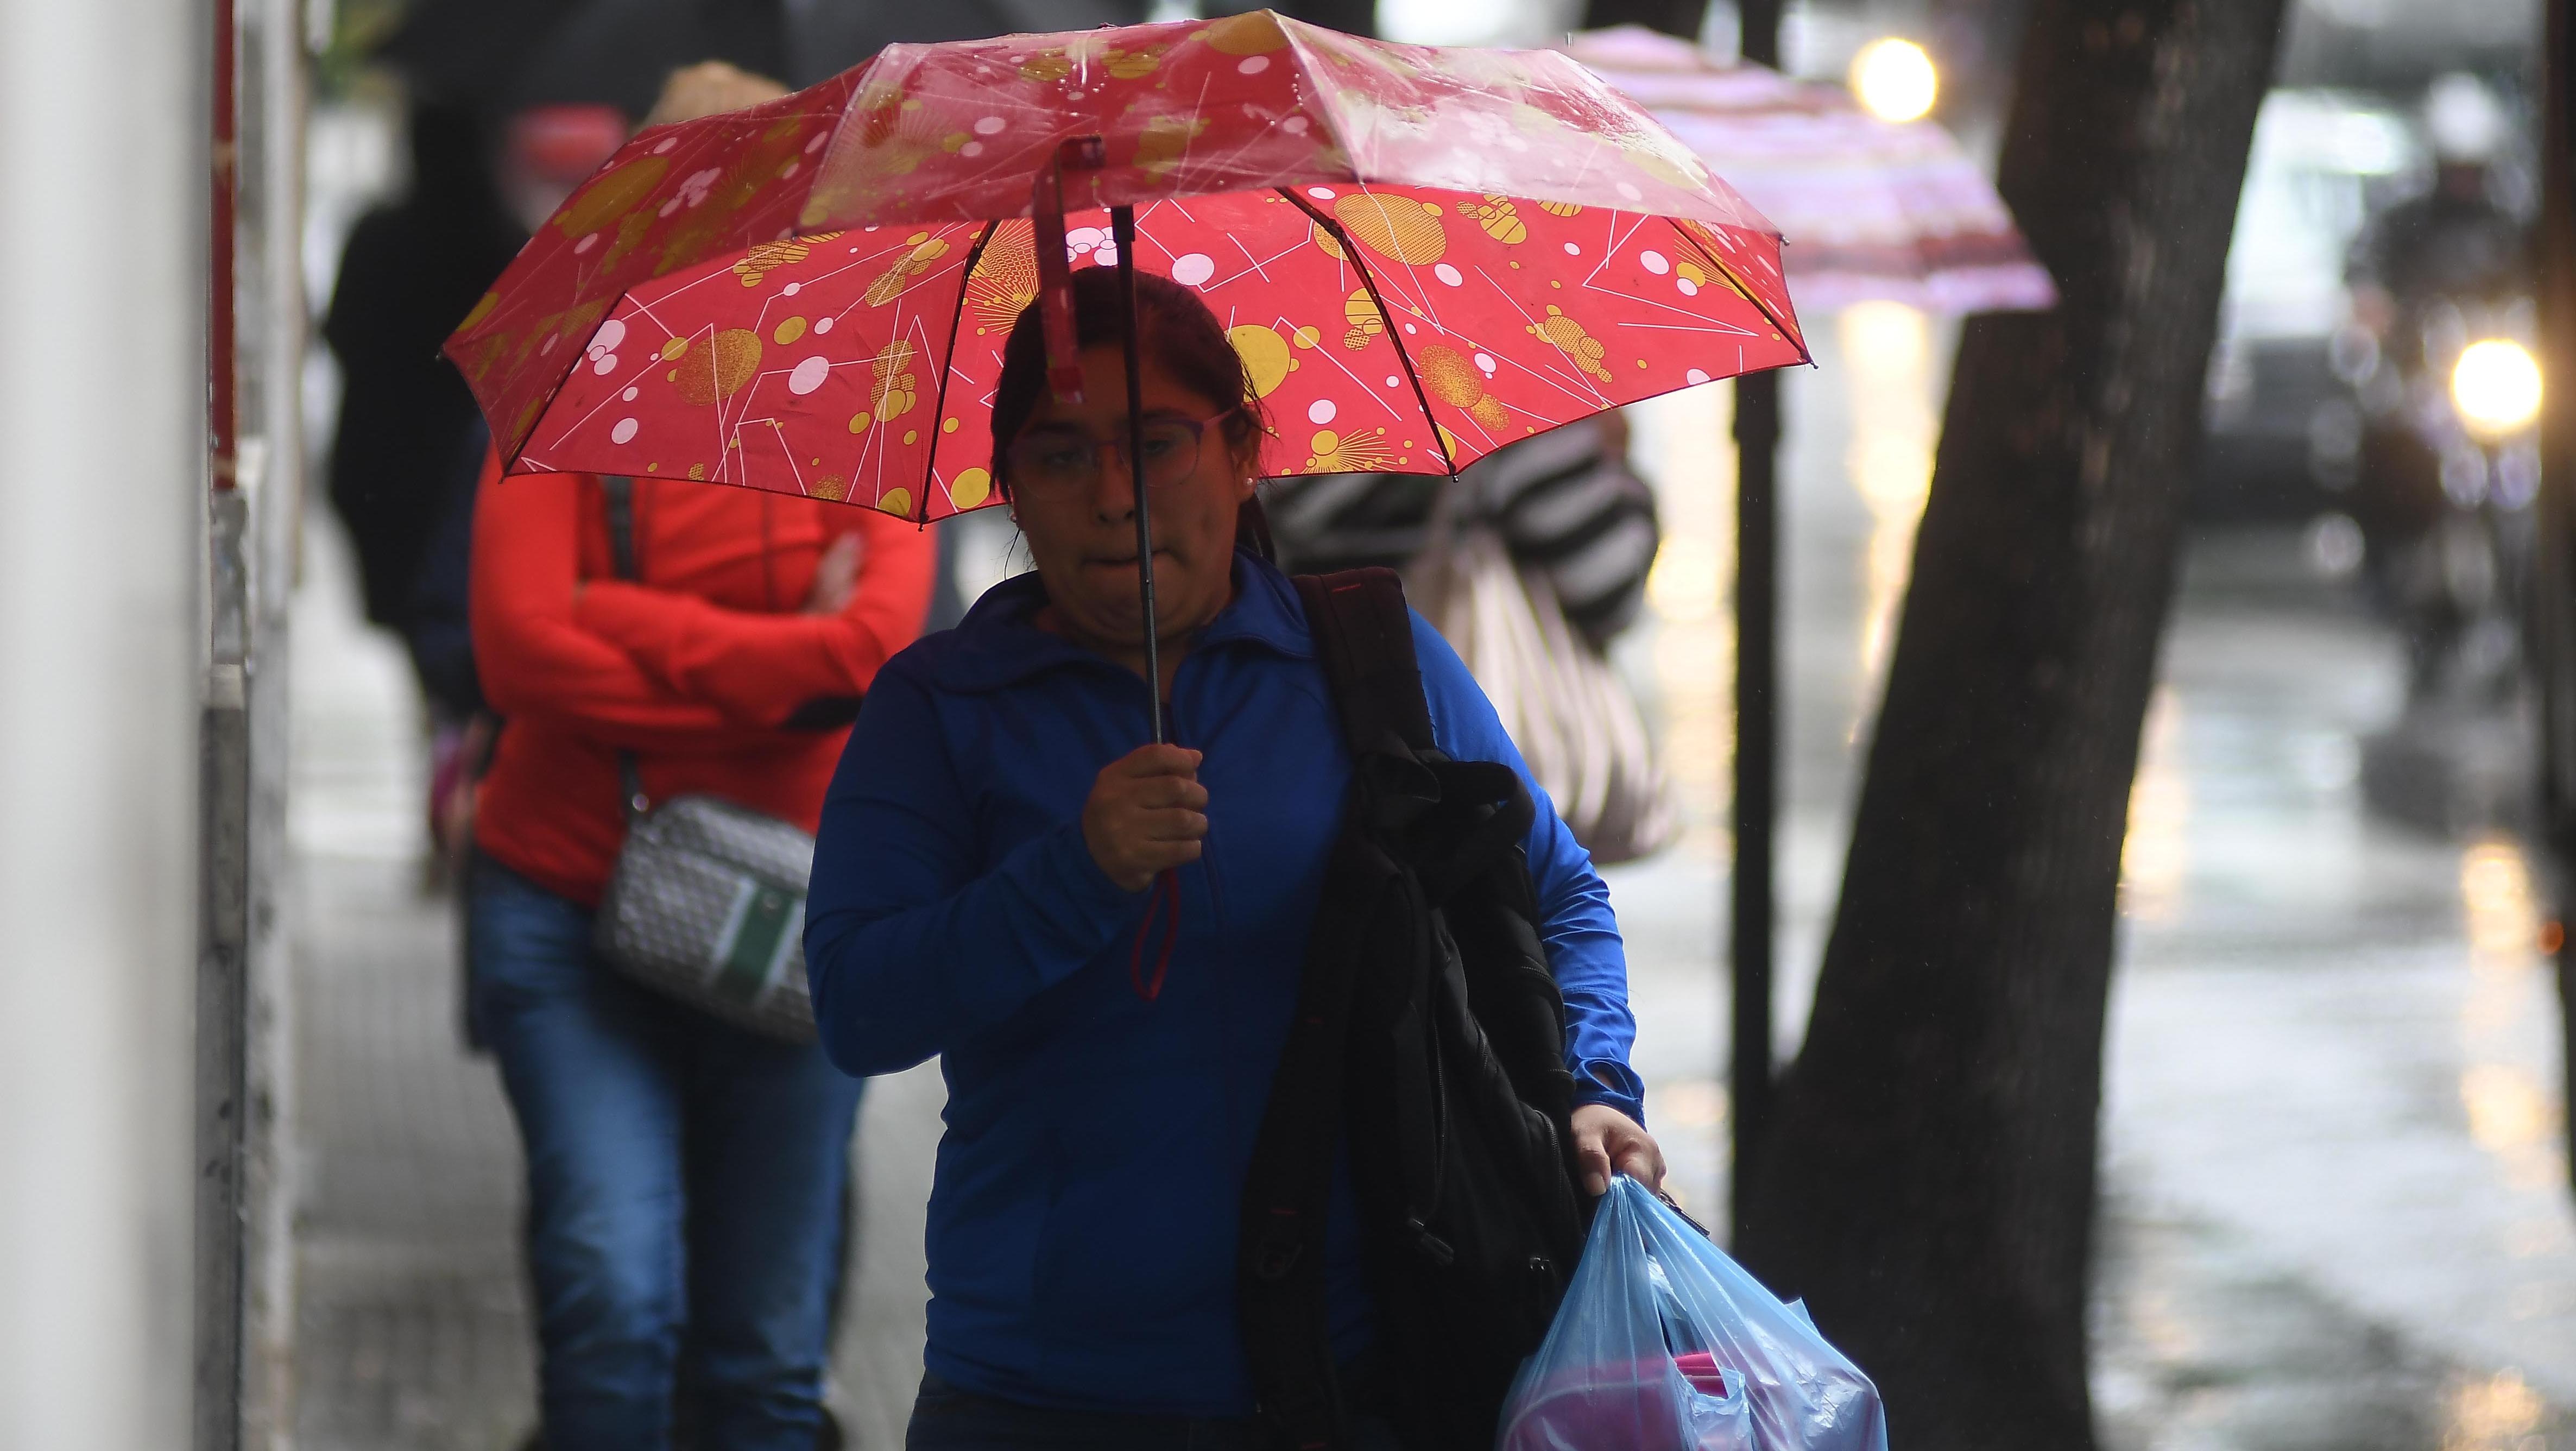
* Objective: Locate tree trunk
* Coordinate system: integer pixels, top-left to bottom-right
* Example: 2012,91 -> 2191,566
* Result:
2535,0 -> 2576,1200
1579,0 -> 1709,39
1733,4 -> 2284,1449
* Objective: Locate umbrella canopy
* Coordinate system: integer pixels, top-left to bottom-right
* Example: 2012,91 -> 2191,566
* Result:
1560,26 -> 2054,316
445,10 -> 1809,522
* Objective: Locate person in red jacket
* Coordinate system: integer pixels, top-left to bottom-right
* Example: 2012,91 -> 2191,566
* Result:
468,450 -> 932,1450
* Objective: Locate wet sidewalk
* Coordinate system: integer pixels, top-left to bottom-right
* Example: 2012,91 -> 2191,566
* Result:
286,519 -> 942,1450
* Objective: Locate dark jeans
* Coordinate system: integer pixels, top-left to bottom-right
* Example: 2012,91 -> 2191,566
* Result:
470,857 -> 864,1451
903,1375 -> 1408,1450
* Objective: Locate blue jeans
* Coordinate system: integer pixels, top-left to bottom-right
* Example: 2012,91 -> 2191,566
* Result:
470,857 -> 864,1451
902,1376 -> 1409,1450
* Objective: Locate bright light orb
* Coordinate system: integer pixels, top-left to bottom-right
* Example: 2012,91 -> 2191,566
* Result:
2452,338 -> 2542,437
1851,38 -> 1939,124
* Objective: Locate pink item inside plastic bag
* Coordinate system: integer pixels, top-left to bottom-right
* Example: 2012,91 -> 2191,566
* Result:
1672,1351 -> 1733,1399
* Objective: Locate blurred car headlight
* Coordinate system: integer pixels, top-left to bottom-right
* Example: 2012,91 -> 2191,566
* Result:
2451,338 -> 2541,437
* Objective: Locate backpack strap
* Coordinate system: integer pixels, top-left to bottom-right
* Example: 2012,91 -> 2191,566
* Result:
602,476 -> 640,582
601,477 -> 647,822
1294,569 -> 1437,770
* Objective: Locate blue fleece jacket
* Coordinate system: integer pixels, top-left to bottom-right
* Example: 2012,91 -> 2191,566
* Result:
805,552 -> 1643,1418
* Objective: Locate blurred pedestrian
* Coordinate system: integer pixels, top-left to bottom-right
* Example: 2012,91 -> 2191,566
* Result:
803,268 -> 1662,1448
460,61 -> 933,1451
467,443 -> 932,1447
326,97 -> 627,878
1265,422 -> 1672,863
321,99 -> 522,676
1265,416 -> 1659,654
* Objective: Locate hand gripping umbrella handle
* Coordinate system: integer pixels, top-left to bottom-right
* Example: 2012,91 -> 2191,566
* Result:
1031,137 -> 1104,406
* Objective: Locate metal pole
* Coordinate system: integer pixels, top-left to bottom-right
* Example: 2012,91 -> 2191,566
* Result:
1731,0 -> 1786,1235
1731,370 -> 1782,1231
1112,204 -> 1167,744
223,0 -> 308,1441
0,1 -> 206,1448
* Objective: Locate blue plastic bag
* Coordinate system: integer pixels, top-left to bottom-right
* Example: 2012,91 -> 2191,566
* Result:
1496,1177 -> 1889,1451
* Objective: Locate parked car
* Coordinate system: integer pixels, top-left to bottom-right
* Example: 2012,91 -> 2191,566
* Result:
2198,89 -> 2425,522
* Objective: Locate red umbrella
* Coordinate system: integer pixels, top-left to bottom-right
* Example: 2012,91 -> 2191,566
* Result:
447,9 -> 1811,732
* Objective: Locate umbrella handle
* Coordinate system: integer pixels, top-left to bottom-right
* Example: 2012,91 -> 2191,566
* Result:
1111,203 -> 1166,747
1032,137 -> 1104,407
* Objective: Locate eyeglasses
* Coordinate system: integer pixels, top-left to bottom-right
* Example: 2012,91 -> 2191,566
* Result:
1002,409 -> 1237,494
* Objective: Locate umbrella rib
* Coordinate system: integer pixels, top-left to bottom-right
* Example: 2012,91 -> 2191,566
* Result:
1672,222 -> 1810,364
916,217 -> 1005,525
1278,187 -> 1458,480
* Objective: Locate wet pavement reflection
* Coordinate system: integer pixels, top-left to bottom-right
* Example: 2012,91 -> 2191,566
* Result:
1609,306 -> 2575,1447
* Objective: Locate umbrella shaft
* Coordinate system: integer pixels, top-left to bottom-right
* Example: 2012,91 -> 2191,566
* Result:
1112,204 -> 1167,745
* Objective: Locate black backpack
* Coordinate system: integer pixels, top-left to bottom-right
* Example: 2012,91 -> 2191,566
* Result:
1238,569 -> 1590,1451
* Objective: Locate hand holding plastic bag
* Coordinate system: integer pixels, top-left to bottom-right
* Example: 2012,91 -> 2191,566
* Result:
1497,1177 -> 1889,1451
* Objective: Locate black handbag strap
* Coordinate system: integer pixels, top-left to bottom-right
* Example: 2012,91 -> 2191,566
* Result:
1294,569 -> 1436,762
603,477 -> 648,823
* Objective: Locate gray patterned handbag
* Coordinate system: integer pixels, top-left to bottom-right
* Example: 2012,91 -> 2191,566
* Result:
590,477 -> 819,1044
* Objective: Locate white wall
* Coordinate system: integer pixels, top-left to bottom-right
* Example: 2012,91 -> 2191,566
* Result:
0,0 -> 206,1444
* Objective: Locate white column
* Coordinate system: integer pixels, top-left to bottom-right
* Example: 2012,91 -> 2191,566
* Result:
0,0 -> 206,1445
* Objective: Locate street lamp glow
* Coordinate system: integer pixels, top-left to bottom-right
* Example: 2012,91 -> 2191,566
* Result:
2451,338 -> 2542,437
1851,39 -> 1938,124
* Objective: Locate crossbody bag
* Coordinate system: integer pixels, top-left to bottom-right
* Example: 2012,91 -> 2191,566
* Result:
590,476 -> 820,1044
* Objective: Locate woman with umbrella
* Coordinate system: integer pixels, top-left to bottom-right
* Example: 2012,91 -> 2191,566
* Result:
804,262 -> 1665,1449
445,14 -> 1811,1446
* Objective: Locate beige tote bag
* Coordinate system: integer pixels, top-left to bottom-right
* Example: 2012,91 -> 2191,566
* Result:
1407,524 -> 1675,866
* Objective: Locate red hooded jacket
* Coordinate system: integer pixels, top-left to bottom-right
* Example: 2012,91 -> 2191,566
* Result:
470,455 -> 935,906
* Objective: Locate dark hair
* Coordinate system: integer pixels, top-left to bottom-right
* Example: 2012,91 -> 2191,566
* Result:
991,266 -> 1275,562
